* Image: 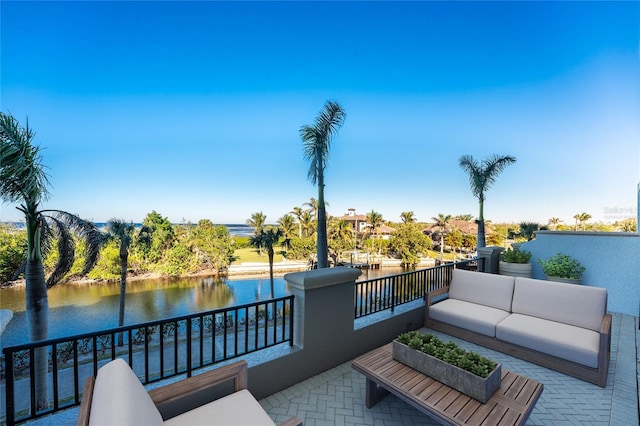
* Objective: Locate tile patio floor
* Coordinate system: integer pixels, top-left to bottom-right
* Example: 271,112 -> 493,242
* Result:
23,314 -> 638,425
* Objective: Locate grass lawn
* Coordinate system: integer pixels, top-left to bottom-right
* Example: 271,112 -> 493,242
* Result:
232,247 -> 286,264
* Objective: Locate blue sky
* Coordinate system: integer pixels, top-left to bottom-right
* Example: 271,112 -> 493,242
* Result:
1,1 -> 638,226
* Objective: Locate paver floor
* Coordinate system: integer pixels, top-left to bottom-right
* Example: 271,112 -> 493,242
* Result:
259,314 -> 638,426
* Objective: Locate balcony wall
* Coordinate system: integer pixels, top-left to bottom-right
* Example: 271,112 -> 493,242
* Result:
520,231 -> 639,317
245,267 -> 424,401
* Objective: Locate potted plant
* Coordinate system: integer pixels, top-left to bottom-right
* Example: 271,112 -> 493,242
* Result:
499,247 -> 533,278
393,331 -> 501,403
538,252 -> 585,284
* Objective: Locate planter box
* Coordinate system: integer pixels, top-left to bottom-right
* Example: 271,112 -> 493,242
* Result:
499,261 -> 532,278
392,340 -> 501,403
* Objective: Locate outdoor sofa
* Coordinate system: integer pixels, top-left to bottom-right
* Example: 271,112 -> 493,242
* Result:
425,269 -> 611,387
77,358 -> 302,425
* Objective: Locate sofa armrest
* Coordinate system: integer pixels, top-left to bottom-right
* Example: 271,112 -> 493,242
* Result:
149,360 -> 248,407
426,286 -> 449,306
425,286 -> 449,325
77,376 -> 95,426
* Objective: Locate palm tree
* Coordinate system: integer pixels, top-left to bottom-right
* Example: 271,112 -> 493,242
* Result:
366,210 -> 384,253
458,154 -> 516,248
105,219 -> 135,346
301,100 -> 346,268
400,211 -> 416,224
330,218 -> 353,242
548,217 -> 562,230
246,211 -> 267,254
299,210 -> 316,238
249,228 -> 283,298
431,213 -> 452,262
290,206 -> 305,238
303,197 -> 329,220
0,113 -> 103,409
575,212 -> 592,230
277,214 -> 297,252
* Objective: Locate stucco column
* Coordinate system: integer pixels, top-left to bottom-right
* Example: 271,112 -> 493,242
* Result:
284,267 -> 361,349
477,246 -> 504,274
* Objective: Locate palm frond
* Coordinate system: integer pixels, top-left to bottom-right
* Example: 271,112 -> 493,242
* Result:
45,210 -> 104,278
45,215 -> 76,288
0,113 -> 50,204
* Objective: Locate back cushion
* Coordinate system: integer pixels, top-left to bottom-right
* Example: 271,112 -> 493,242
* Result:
449,269 -> 515,312
89,358 -> 164,426
511,277 -> 607,331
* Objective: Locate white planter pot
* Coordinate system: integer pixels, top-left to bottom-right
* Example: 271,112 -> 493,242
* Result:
498,261 -> 532,278
546,276 -> 581,285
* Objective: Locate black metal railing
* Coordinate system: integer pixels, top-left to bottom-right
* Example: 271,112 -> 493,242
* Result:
2,295 -> 294,425
354,258 -> 483,318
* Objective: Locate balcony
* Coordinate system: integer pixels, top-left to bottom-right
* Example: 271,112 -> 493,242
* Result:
3,234 -> 639,425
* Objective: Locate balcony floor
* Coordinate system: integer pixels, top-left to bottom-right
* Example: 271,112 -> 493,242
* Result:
24,314 -> 638,425
259,313 -> 639,426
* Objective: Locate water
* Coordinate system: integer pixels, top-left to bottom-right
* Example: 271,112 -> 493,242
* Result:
0,267 -> 406,350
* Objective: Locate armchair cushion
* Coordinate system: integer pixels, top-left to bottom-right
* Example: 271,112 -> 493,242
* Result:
89,358 -> 163,426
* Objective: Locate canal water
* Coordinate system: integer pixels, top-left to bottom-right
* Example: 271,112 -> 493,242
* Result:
0,267 -> 405,350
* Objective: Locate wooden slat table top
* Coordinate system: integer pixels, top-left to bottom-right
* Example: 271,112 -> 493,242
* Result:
352,344 -> 543,426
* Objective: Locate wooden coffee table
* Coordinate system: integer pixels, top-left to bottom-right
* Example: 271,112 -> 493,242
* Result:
352,344 -> 543,426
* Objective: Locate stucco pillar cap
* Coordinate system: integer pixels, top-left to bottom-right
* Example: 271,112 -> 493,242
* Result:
284,266 -> 361,291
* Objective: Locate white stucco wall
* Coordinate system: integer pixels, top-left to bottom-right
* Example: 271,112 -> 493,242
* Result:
520,231 -> 639,317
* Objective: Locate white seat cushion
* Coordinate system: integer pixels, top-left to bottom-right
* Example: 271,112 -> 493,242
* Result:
429,299 -> 511,337
449,269 -> 515,312
89,358 -> 164,426
496,313 -> 600,368
512,278 -> 607,331
164,389 -> 276,426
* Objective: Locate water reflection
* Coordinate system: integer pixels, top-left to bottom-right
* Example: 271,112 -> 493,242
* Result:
0,267 -> 406,349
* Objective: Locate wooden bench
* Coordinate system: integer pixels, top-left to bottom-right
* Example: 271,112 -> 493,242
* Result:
352,344 -> 543,426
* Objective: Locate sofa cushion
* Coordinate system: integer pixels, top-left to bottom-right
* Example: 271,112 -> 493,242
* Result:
511,278 -> 607,331
163,389 -> 275,426
448,269 -> 515,312
429,299 -> 511,337
496,313 -> 600,368
89,358 -> 164,426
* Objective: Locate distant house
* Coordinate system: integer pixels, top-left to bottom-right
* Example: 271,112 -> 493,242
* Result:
333,208 -> 370,233
371,224 -> 396,240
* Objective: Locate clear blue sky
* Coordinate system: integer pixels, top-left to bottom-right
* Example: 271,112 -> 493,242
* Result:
2,1 -> 638,226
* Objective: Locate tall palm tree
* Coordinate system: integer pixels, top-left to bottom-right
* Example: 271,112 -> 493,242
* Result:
249,228 -> 283,298
301,100 -> 346,268
246,211 -> 267,254
458,154 -> 516,248
400,211 -> 416,224
0,113 -> 103,409
105,219 -> 135,345
431,213 -> 452,262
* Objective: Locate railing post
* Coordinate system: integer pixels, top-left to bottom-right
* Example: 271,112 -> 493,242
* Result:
4,349 -> 15,426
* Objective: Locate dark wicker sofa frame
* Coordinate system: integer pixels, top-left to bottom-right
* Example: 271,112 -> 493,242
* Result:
425,286 -> 611,387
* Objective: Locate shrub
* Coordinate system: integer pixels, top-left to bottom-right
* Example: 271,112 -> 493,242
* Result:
538,252 -> 585,279
500,247 -> 532,263
396,331 -> 498,378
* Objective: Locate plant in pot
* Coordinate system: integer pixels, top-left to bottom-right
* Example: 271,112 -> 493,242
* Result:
393,331 -> 501,403
538,252 -> 585,284
499,247 -> 533,278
